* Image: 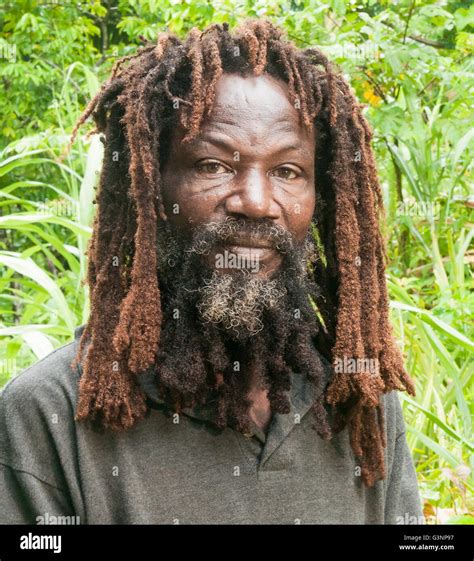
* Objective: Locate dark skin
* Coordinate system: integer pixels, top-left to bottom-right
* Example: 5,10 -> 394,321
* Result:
161,73 -> 316,431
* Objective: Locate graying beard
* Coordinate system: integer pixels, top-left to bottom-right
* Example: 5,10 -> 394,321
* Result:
196,271 -> 287,338
156,218 -> 317,340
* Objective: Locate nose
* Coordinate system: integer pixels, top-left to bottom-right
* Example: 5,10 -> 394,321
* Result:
224,168 -> 281,220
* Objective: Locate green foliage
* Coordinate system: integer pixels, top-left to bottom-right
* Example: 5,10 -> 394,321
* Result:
0,0 -> 472,523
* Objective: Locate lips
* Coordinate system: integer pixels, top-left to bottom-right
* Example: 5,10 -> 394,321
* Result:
209,231 -> 283,274
222,235 -> 274,249
224,245 -> 275,260
223,236 -> 276,261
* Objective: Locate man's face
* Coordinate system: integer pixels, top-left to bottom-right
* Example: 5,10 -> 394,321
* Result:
161,73 -> 316,278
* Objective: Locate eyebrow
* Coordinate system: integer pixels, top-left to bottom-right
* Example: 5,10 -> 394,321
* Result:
194,133 -> 313,159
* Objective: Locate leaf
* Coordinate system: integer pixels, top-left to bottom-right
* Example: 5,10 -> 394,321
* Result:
0,252 -> 75,331
21,331 -> 55,360
454,6 -> 474,31
390,301 -> 474,352
445,515 -> 474,525
451,128 -> 474,176
0,212 -> 92,237
79,135 -> 103,228
386,142 -> 424,202
406,426 -> 459,467
0,150 -> 50,177
401,394 -> 473,452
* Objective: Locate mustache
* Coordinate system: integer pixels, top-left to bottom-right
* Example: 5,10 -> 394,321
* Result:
187,217 -> 295,256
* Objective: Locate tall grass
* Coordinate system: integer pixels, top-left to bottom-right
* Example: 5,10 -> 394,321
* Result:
380,72 -> 473,522
0,59 -> 472,524
0,62 -> 101,384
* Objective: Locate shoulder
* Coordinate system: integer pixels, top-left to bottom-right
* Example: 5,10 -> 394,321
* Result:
380,390 -> 415,483
0,331 -> 84,482
0,334 -> 84,490
0,337 -> 80,416
382,390 -> 409,441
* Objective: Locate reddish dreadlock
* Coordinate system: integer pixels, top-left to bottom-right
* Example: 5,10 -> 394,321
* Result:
70,19 -> 415,487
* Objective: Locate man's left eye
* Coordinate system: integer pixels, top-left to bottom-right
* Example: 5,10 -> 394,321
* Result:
271,166 -> 300,180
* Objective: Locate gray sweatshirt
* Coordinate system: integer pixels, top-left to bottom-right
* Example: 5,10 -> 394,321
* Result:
0,325 -> 423,524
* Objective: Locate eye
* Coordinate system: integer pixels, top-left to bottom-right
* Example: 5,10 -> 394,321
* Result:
196,160 -> 232,175
271,166 -> 300,180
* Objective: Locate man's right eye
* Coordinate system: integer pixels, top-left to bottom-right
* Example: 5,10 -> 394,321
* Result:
196,160 -> 232,175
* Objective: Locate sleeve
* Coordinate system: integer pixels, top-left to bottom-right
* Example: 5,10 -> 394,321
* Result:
383,393 -> 424,525
0,464 -> 74,524
0,376 -> 75,524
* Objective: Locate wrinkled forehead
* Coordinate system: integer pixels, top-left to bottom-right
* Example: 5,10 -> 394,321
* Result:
167,72 -> 314,153
210,73 -> 296,121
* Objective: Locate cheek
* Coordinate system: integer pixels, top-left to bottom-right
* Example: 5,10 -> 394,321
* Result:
163,179 -> 220,228
286,188 -> 315,241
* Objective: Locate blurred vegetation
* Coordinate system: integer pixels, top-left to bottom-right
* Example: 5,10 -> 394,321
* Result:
0,0 -> 472,524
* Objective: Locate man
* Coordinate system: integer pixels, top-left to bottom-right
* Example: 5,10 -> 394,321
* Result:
0,19 -> 423,524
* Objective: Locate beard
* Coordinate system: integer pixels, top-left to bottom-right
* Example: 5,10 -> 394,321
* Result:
152,216 -> 331,437
157,217 -> 317,341
196,271 -> 287,339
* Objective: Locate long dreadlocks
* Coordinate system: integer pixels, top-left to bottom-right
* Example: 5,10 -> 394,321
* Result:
70,19 -> 415,487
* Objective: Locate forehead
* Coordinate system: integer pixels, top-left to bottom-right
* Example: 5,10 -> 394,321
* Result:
202,74 -> 305,141
179,73 -> 314,150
